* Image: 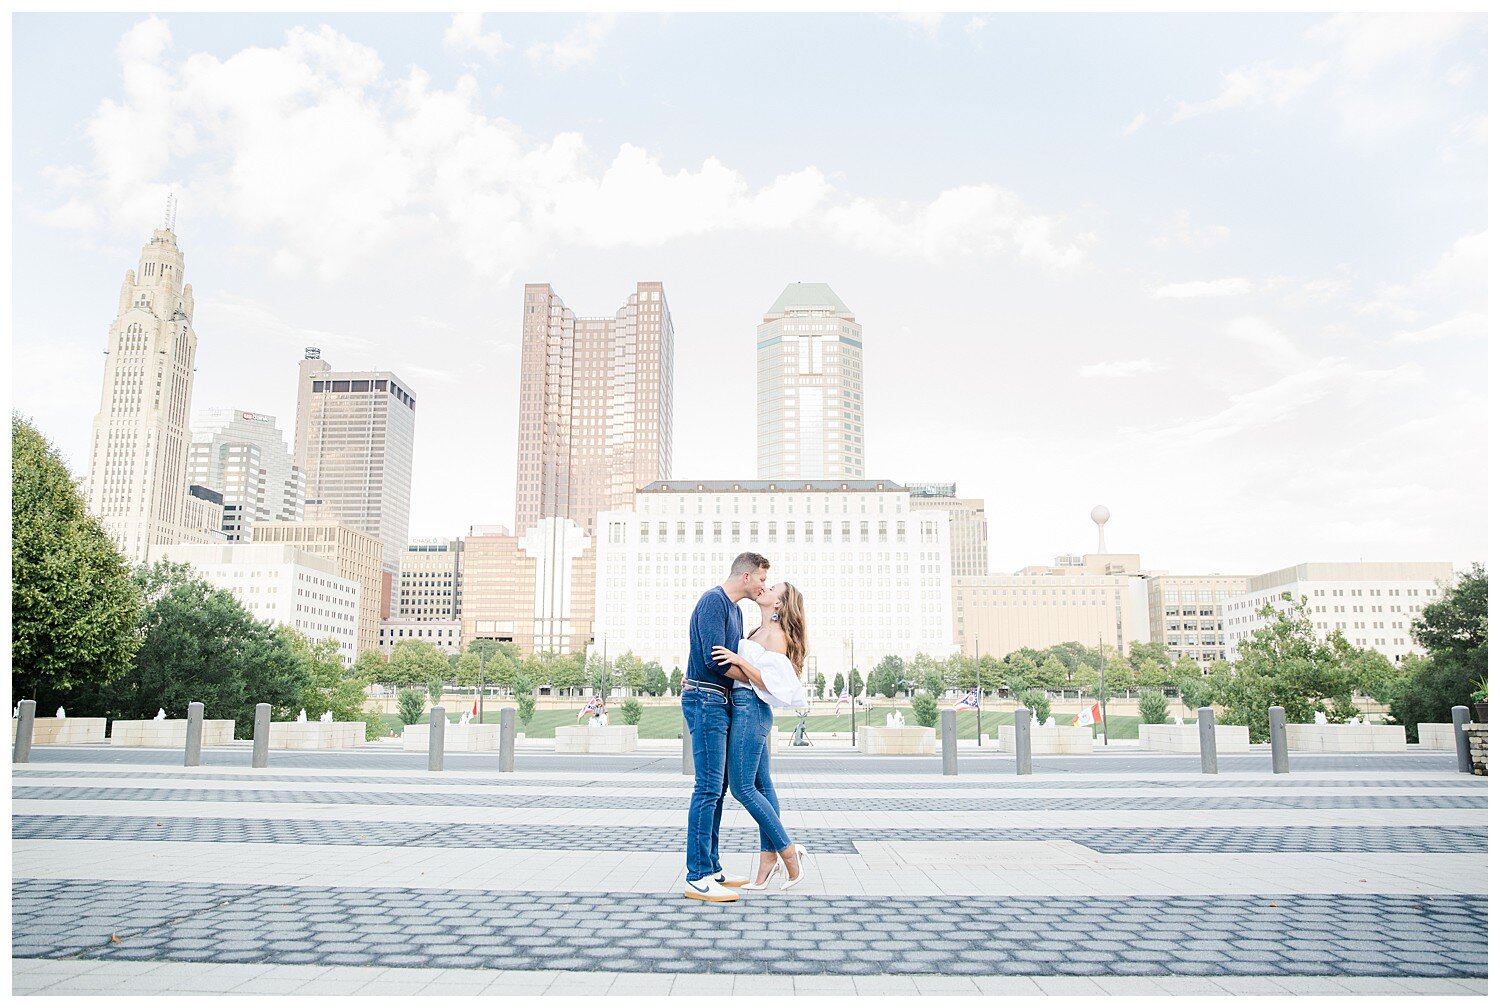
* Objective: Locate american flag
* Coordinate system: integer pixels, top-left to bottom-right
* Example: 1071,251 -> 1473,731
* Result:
833,689 -> 851,714
577,694 -> 606,721
953,688 -> 980,711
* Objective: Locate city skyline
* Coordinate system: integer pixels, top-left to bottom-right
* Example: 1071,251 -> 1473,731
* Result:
13,12 -> 1487,575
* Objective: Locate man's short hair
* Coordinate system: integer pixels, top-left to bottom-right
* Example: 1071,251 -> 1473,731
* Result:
730,552 -> 770,576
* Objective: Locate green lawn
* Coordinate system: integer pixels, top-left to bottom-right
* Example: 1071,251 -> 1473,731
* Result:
375,706 -> 1147,741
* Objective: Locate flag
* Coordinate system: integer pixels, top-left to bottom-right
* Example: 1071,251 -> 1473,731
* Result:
953,688 -> 979,711
470,697 -> 479,718
577,695 -> 604,721
1074,701 -> 1102,727
833,689 -> 851,714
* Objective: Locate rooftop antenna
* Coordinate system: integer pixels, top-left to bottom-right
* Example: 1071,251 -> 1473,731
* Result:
163,191 -> 177,231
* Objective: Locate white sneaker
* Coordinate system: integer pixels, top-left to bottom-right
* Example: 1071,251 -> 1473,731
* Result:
683,875 -> 740,902
713,871 -> 748,888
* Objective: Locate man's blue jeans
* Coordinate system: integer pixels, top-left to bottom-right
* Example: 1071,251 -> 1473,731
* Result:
728,688 -> 792,852
683,686 -> 731,882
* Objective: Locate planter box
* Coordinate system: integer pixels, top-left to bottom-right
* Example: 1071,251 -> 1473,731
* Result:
110,720 -> 235,747
555,725 -> 638,754
269,721 -> 366,750
1138,724 -> 1251,754
1416,723 -> 1459,750
856,726 -> 937,755
995,724 -> 1093,755
1285,724 -> 1406,753
401,723 -> 500,752
11,717 -> 107,745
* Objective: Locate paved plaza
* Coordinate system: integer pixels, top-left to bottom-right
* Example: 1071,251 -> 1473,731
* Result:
10,743 -> 1490,996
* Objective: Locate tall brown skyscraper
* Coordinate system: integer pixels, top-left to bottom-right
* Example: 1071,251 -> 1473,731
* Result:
514,282 -> 673,535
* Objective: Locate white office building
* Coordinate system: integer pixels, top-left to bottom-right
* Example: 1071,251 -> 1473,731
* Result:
593,480 -> 954,688
1222,561 -> 1454,665
148,542 -> 363,664
379,619 -> 463,656
187,408 -> 304,541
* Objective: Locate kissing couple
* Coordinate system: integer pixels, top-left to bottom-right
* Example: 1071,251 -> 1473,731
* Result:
681,551 -> 810,903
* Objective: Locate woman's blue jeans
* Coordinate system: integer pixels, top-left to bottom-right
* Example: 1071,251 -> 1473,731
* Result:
728,688 -> 792,853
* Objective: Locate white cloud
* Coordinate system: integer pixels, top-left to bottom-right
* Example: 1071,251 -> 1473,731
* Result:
1151,277 -> 1254,298
1387,312 -> 1487,346
1121,112 -> 1148,137
526,14 -> 614,70
443,13 -> 508,61
963,17 -> 989,44
1149,209 -> 1229,248
884,13 -> 944,39
1224,316 -> 1309,371
1078,359 -> 1165,379
1172,60 -> 1326,122
1362,231 -> 1486,320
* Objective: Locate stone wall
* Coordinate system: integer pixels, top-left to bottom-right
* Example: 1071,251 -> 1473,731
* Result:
1465,724 -> 1488,776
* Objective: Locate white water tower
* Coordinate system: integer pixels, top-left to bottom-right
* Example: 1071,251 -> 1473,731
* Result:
1091,505 -> 1110,553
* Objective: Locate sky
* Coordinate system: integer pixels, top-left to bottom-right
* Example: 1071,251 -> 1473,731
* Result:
10,11 -> 1489,576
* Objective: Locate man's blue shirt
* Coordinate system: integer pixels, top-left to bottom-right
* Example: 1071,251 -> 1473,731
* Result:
687,586 -> 743,692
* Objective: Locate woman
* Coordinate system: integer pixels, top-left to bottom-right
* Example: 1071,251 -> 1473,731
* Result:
711,581 -> 811,891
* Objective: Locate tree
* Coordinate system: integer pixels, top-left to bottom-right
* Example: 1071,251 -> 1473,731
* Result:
1219,594 -> 1359,741
426,680 -> 444,703
668,667 -> 684,696
813,671 -> 826,699
1016,688 -> 1050,725
1138,688 -> 1169,725
353,649 -> 388,686
585,653 -> 611,696
1001,652 -> 1036,693
1181,661 -> 1232,712
1128,641 -> 1173,672
1389,565 -> 1488,735
833,672 -> 845,697
976,654 -> 1005,692
510,672 -> 537,728
293,633 -> 371,731
456,639 -> 515,688
397,688 -> 426,725
848,668 -> 863,698
614,651 -> 647,692
1048,641 -> 1094,677
870,655 -> 906,699
12,415 -> 141,713
644,661 -> 668,697
1089,652 -> 1135,698
1034,655 -> 1069,691
390,639 -> 452,687
1134,659 -> 1170,691
107,561 -> 306,738
910,690 -> 939,728
546,652 -> 586,692
620,698 -> 644,725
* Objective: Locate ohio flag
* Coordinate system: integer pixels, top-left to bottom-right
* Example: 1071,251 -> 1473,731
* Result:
577,695 -> 605,721
953,688 -> 980,711
1074,701 -> 1103,727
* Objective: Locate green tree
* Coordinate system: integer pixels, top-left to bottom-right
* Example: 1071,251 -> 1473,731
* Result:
390,639 -> 452,688
614,650 -> 647,692
813,671 -> 826,699
643,661 -> 668,697
668,667 -> 684,696
848,668 -> 864,698
870,655 -> 906,698
1016,688 -> 1051,725
1138,688 -> 1169,725
456,639 -> 515,688
547,652 -> 586,692
1389,565 -> 1488,736
910,690 -> 939,728
976,654 -> 1005,692
426,680 -> 444,703
1034,655 -> 1070,691
1134,659 -> 1170,690
585,653 -> 611,696
510,672 -> 536,728
11,415 -> 141,713
1181,661 -> 1232,712
1128,640 -> 1173,672
397,687 -> 426,725
1001,652 -> 1037,693
1089,652 -> 1136,698
620,698 -> 644,725
1219,594 -> 1359,741
833,671 -> 845,697
293,634 -> 372,733
1048,642 -> 1094,677
353,649 -> 388,686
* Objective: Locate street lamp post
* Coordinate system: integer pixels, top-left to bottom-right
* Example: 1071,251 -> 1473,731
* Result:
1097,636 -> 1110,746
974,636 -> 983,746
849,638 -> 856,747
478,643 -> 486,724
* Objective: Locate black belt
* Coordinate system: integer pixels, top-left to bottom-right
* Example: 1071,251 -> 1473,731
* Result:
684,678 -> 729,699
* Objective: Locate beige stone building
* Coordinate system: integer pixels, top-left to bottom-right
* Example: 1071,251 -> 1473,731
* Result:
85,221 -> 219,561
1146,574 -> 1249,666
514,282 -> 672,539
908,483 -> 988,577
460,521 -> 595,655
954,554 -> 1151,658
293,348 -> 416,589
251,521 -> 385,655
397,538 -> 464,622
756,283 -> 865,481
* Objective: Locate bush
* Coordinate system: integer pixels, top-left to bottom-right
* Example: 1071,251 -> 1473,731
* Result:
620,698 -> 644,725
1138,688 -> 1169,725
362,709 -> 384,741
397,688 -> 426,725
1016,689 -> 1050,725
426,680 -> 444,703
910,691 -> 939,728
517,693 -> 536,727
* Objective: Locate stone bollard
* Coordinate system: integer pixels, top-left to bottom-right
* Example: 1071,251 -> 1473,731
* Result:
1269,705 -> 1289,774
184,702 -> 204,767
13,699 -> 36,764
1014,707 -> 1033,776
682,716 -> 693,777
1452,706 -> 1473,774
428,707 -> 445,772
498,708 -> 517,773
1197,707 -> 1218,775
251,703 -> 271,768
941,709 -> 957,776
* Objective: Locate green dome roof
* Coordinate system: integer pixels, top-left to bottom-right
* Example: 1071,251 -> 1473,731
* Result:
765,282 -> 851,316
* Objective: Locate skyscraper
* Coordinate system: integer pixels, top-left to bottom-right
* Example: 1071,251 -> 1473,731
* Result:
514,282 -> 673,537
292,348 -> 416,585
85,217 -> 216,562
756,283 -> 865,480
187,408 -> 305,541
908,483 -> 989,577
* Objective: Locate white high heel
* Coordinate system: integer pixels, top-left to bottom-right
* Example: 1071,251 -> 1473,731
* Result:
741,858 -> 783,891
779,844 -> 810,891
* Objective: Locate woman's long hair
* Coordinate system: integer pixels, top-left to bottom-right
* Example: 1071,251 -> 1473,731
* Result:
779,583 -> 808,676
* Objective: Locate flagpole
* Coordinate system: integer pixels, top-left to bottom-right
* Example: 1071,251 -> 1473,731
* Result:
973,636 -> 982,747
1098,635 -> 1109,746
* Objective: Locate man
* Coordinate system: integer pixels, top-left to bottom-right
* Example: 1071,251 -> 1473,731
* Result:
682,551 -> 769,902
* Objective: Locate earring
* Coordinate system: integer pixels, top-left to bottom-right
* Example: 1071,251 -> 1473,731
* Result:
770,612 -> 781,622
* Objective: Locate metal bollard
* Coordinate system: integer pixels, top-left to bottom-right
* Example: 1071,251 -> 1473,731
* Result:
1268,706 -> 1289,774
1014,707 -> 1033,776
428,706 -> 445,772
498,708 -> 517,773
1197,706 -> 1218,775
13,699 -> 36,764
1453,706 -> 1473,774
184,702 -> 204,767
251,703 -> 271,768
941,709 -> 957,776
682,716 -> 694,776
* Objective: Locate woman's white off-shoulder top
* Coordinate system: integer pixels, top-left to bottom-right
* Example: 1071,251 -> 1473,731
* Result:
733,639 -> 808,710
